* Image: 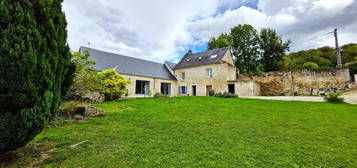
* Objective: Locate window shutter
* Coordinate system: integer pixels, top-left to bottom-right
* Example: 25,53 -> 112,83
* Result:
178,87 -> 181,94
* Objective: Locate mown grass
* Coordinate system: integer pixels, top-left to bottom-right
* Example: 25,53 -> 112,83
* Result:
6,97 -> 357,167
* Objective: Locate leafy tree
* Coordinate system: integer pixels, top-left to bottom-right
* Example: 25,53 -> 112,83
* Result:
98,70 -> 130,101
230,25 -> 262,74
65,52 -> 101,101
259,28 -> 291,71
0,0 -> 75,154
208,33 -> 231,50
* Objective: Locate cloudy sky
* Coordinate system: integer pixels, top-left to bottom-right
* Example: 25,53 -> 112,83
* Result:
63,0 -> 357,63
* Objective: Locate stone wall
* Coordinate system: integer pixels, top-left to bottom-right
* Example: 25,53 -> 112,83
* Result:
235,80 -> 260,97
238,69 -> 350,96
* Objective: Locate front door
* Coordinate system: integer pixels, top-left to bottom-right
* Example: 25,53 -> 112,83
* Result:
206,85 -> 212,96
192,86 -> 196,96
228,84 -> 235,94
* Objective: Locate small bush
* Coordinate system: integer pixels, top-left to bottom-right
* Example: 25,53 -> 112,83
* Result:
214,92 -> 238,98
154,93 -> 168,98
98,70 -> 131,101
324,92 -> 344,103
208,90 -> 215,96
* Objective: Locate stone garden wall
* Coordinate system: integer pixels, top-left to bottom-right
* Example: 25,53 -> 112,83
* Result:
237,69 -> 351,96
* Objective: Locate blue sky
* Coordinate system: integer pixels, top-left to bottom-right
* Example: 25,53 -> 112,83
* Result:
63,0 -> 357,63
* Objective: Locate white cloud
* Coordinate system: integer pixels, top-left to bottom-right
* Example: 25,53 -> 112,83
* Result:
63,0 -> 357,63
187,0 -> 357,52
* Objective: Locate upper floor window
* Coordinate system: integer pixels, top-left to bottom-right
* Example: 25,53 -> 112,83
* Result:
207,69 -> 213,78
181,72 -> 186,80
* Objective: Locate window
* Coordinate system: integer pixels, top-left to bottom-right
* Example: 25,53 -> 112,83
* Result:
181,72 -> 186,80
207,69 -> 213,78
178,86 -> 187,95
135,80 -> 150,95
161,83 -> 171,96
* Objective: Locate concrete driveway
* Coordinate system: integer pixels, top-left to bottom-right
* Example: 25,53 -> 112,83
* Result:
342,89 -> 357,104
244,89 -> 357,105
244,96 -> 325,102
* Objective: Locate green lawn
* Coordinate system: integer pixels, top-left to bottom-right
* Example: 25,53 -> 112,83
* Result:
9,97 -> 357,167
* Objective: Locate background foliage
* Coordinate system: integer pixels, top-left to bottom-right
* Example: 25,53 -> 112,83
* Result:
284,43 -> 357,79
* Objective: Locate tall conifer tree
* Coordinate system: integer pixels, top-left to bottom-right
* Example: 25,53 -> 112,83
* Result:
0,0 -> 75,154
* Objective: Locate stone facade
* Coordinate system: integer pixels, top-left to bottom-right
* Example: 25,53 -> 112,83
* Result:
174,63 -> 236,96
122,51 -> 237,97
123,74 -> 178,97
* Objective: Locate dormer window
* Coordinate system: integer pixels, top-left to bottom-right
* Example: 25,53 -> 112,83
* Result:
198,57 -> 202,60
210,55 -> 217,59
186,58 -> 191,62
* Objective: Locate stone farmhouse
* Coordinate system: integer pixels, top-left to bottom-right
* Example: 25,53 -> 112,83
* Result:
80,46 -> 239,97
80,46 -> 351,97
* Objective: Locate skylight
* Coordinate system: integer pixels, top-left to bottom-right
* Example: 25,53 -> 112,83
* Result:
210,55 -> 217,59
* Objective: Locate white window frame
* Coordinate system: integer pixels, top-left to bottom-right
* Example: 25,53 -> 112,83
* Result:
179,86 -> 187,95
207,68 -> 213,78
181,72 -> 186,80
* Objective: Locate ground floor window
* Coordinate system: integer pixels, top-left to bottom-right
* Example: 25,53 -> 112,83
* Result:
161,83 -> 171,96
136,80 -> 150,95
179,86 -> 187,95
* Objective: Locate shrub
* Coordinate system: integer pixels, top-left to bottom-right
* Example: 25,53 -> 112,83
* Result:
214,92 -> 239,98
147,90 -> 153,97
303,62 -> 320,70
98,70 -> 130,101
324,92 -> 344,103
208,90 -> 216,96
154,93 -> 170,98
0,0 -> 75,154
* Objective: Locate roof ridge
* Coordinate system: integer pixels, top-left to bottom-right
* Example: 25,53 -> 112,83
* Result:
190,47 -> 229,56
80,46 -> 165,65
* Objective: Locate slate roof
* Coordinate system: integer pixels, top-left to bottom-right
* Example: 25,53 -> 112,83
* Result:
164,61 -> 176,70
174,47 -> 230,69
79,47 -> 176,80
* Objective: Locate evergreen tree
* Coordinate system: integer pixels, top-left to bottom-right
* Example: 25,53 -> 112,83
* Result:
0,0 -> 75,154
